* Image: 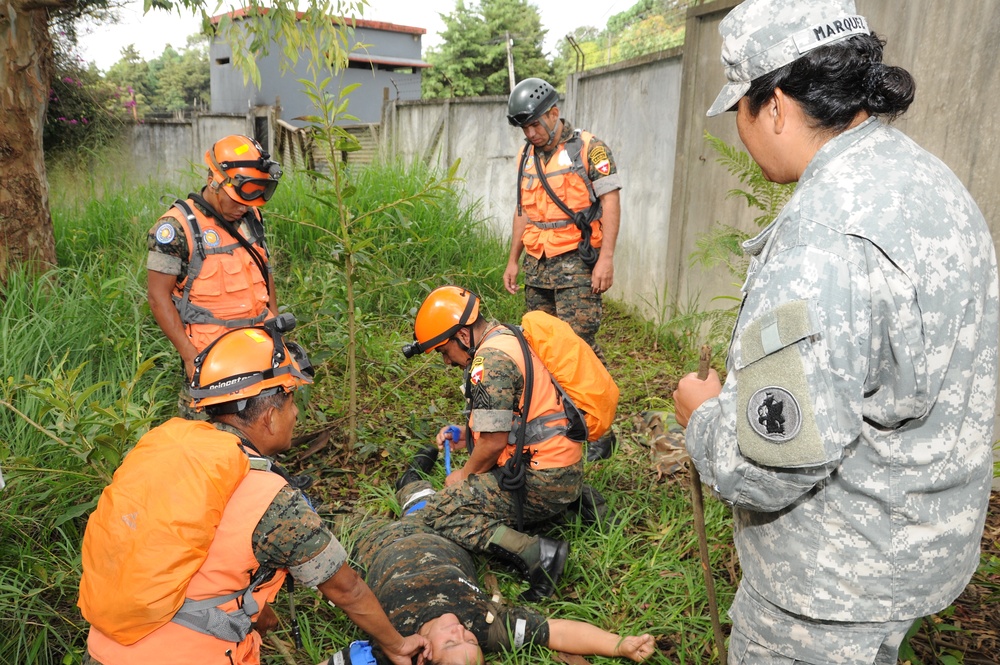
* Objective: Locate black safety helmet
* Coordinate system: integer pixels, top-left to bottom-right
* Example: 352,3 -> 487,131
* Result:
507,78 -> 559,127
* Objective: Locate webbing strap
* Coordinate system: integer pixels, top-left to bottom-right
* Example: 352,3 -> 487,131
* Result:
507,412 -> 568,447
172,297 -> 269,327
528,219 -> 572,230
494,324 -> 535,531
170,566 -> 271,642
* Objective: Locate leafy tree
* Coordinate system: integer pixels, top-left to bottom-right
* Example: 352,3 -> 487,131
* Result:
0,0 -> 364,283
45,43 -> 131,154
104,45 -> 154,115
614,14 -> 684,61
607,0 -> 663,34
151,37 -> 210,112
423,0 -> 553,99
0,0 -> 118,280
106,38 -> 210,114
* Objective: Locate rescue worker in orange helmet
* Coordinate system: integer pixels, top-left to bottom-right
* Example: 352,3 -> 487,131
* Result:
399,286 -> 610,602
78,326 -> 430,665
503,78 -> 623,462
146,134 -> 284,415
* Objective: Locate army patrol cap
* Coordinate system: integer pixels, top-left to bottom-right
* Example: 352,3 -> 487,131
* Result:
707,0 -> 870,116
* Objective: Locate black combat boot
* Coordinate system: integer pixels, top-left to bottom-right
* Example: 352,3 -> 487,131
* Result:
486,529 -> 570,601
568,483 -> 623,530
521,537 -> 569,601
395,445 -> 439,491
586,428 -> 617,462
287,473 -> 314,491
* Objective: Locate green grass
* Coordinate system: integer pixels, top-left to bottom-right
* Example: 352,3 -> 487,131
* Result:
4,154 -> 996,665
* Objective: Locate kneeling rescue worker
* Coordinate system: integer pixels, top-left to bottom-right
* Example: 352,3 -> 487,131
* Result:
399,286 -> 584,601
78,326 -> 430,665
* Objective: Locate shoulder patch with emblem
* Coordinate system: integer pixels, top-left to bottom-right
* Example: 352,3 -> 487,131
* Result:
203,228 -> 221,248
469,356 -> 485,385
589,146 -> 610,174
155,222 -> 176,244
747,387 -> 802,442
734,299 -> 828,468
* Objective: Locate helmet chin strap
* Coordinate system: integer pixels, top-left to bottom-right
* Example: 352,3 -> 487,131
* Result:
544,119 -> 558,148
538,111 -> 559,149
454,325 -> 479,357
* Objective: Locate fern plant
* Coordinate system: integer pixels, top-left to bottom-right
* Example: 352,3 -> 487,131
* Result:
689,131 -> 797,280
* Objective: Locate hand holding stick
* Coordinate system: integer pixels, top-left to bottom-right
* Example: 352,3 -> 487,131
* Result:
689,345 -> 727,662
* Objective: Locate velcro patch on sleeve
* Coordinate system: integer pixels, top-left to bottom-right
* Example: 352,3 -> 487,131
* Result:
735,300 -> 825,468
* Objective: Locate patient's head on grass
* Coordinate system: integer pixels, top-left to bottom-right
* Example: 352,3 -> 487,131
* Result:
417,613 -> 484,665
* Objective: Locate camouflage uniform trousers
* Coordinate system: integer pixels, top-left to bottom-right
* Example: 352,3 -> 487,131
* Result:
727,582 -> 914,665
523,250 -> 605,363
398,459 -> 583,553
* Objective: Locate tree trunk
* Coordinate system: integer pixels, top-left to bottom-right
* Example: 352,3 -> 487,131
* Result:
0,0 -> 58,284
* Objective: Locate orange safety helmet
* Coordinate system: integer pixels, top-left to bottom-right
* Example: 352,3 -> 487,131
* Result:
403,286 -> 481,358
189,326 -> 313,411
205,135 -> 282,207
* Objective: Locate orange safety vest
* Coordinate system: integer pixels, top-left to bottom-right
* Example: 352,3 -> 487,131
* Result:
470,327 -> 582,470
518,131 -> 603,260
164,199 -> 271,352
85,465 -> 287,664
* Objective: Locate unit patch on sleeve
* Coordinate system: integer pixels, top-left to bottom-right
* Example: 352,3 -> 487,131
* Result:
589,146 -> 610,174
734,299 -> 827,468
469,356 -> 485,385
154,222 -> 176,244
747,387 -> 802,442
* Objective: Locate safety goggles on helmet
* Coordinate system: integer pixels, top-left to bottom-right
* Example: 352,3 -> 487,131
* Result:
189,326 -> 313,412
506,78 -> 558,127
226,174 -> 280,203
507,108 -> 548,127
207,137 -> 283,204
403,287 -> 480,358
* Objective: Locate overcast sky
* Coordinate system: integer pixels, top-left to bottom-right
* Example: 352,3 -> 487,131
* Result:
76,0 -> 629,72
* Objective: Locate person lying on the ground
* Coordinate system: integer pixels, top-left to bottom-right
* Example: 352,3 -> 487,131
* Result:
318,515 -> 656,665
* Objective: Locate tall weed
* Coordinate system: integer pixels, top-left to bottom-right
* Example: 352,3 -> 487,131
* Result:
1,178 -> 178,663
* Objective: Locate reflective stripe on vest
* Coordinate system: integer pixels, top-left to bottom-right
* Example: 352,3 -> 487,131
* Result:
86,468 -> 288,665
471,328 -> 582,470
166,200 -> 271,352
519,131 -> 603,259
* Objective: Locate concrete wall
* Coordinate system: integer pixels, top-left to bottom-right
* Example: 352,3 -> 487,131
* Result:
566,50 -> 684,314
382,96 -> 525,233
383,48 -> 686,315
125,114 -> 250,186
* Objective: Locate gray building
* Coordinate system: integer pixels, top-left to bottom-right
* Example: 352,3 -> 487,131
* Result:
210,9 -> 428,135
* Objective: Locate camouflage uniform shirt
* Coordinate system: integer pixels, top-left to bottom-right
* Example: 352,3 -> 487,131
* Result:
146,190 -> 269,279
467,324 -> 523,434
686,118 -> 999,624
351,519 -> 549,662
213,422 -> 347,585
